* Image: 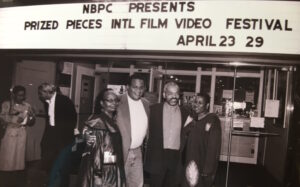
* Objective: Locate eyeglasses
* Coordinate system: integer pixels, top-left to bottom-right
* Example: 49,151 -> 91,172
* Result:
104,99 -> 119,104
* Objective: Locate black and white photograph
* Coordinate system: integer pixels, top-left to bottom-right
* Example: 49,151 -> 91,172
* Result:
0,0 -> 300,187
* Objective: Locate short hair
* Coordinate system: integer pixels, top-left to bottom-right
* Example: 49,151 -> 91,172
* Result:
38,83 -> 56,94
127,74 -> 146,86
196,92 -> 210,105
163,81 -> 179,93
12,85 -> 26,95
94,88 -> 114,114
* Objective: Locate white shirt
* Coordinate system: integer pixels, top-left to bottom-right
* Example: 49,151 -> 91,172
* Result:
127,94 -> 148,149
46,92 -> 56,126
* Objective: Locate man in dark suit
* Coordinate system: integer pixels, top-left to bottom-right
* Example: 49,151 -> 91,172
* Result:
38,83 -> 77,187
145,81 -> 189,187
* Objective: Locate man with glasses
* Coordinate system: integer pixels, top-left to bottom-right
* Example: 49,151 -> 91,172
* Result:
116,74 -> 149,187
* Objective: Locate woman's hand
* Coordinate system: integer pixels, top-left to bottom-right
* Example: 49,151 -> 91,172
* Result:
16,116 -> 25,124
26,110 -> 36,126
27,110 -> 34,118
83,129 -> 96,146
86,134 -> 96,146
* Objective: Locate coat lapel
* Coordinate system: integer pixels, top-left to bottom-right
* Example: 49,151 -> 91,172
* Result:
158,103 -> 164,141
120,95 -> 131,136
117,94 -> 131,161
141,98 -> 150,118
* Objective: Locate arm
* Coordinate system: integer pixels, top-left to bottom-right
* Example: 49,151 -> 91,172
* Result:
180,119 -> 196,165
142,128 -> 149,163
0,117 -> 7,139
0,101 -> 22,127
57,95 -> 77,135
181,119 -> 195,151
83,126 -> 96,148
79,125 -> 104,185
65,97 -> 77,130
142,102 -> 150,163
0,101 -> 10,122
87,122 -> 106,176
26,104 -> 36,126
202,116 -> 222,176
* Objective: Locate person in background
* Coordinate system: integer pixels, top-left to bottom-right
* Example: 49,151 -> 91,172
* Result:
145,81 -> 189,187
77,89 -> 125,187
116,74 -> 149,187
0,117 -> 7,144
181,93 -> 221,187
38,83 -> 77,187
0,85 -> 35,186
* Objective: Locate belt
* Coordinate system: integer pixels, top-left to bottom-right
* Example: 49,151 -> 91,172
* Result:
129,146 -> 141,151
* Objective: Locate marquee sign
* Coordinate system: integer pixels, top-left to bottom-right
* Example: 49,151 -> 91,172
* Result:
0,1 -> 300,55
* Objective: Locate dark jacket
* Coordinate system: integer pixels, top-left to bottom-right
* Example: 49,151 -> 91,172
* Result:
181,113 -> 221,187
145,103 -> 189,175
41,94 -> 77,154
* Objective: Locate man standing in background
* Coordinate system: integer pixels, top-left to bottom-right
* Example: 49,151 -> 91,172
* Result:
38,83 -> 77,187
116,74 -> 149,187
145,81 -> 189,187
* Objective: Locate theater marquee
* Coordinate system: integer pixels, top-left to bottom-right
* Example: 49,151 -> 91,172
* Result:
0,1 -> 300,55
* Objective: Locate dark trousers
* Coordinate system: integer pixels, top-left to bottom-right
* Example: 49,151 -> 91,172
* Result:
150,170 -> 179,187
47,141 -> 85,187
149,149 -> 181,187
48,143 -> 73,187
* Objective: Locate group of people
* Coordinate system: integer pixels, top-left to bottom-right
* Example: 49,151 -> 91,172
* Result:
0,73 -> 222,187
0,83 -> 78,187
77,74 -> 222,187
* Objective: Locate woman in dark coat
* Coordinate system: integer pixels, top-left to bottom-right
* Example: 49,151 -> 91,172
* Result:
77,89 -> 125,187
181,93 -> 221,187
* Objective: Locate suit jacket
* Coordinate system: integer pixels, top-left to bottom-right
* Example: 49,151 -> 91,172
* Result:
116,94 -> 150,162
144,103 -> 189,175
41,94 -> 77,154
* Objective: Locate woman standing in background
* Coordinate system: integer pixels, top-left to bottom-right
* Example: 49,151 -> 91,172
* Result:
0,85 -> 35,186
